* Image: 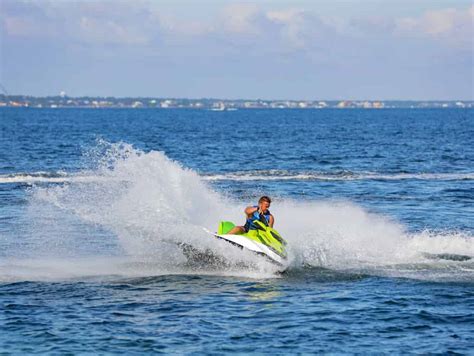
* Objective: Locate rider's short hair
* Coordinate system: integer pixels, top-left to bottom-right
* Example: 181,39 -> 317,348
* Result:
259,196 -> 271,204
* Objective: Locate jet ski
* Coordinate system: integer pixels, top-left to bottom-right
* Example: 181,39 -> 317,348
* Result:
204,217 -> 288,266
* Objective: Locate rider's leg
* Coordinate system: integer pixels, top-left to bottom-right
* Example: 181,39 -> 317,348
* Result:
227,226 -> 246,235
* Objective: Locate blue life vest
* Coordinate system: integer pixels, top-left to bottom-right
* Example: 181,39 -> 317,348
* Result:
244,206 -> 271,231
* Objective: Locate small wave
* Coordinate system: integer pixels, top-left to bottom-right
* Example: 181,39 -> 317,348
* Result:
0,172 -> 109,184
202,170 -> 474,182
2,170 -> 473,185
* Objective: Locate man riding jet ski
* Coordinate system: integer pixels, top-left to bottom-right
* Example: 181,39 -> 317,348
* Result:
228,195 -> 274,234
205,196 -> 288,265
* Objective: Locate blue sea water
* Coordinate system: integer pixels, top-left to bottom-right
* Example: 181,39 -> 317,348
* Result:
0,108 -> 473,354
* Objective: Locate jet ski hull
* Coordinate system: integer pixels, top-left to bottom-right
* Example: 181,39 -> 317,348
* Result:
204,220 -> 288,266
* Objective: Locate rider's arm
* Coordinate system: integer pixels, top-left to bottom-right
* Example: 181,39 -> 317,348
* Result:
244,206 -> 258,216
268,214 -> 274,228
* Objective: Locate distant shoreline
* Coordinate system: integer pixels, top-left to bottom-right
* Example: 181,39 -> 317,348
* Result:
2,106 -> 473,110
1,94 -> 472,109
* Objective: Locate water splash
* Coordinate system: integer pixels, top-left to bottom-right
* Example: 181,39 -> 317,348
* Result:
2,142 -> 473,281
276,200 -> 474,280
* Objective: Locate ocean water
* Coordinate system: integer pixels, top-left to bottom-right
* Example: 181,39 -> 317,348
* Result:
1,108 -> 473,353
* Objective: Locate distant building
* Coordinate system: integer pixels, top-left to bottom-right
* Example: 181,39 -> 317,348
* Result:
211,102 -> 226,111
160,100 -> 173,108
0,94 -> 471,110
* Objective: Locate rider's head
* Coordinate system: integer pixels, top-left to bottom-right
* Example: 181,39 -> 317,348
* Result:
258,196 -> 271,212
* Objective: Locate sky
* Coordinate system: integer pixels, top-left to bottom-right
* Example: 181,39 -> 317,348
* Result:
1,0 -> 473,100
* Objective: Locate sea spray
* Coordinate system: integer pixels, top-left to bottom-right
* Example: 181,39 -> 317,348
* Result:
31,143 -> 227,254
3,141 -> 473,281
274,200 -> 474,272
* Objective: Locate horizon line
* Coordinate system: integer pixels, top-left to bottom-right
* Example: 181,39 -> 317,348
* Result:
1,94 -> 473,102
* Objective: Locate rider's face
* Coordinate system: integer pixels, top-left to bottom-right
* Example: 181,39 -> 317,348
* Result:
259,201 -> 270,212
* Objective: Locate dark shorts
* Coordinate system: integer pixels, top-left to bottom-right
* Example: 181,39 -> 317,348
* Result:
243,221 -> 251,233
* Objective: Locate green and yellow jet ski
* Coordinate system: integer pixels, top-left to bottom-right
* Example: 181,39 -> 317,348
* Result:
204,218 -> 288,265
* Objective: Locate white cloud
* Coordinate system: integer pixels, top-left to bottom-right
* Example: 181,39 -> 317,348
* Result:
395,5 -> 474,47
160,16 -> 212,37
421,8 -> 458,35
220,3 -> 261,35
2,1 -> 473,52
78,17 -> 150,45
2,0 -> 160,45
266,8 -> 307,48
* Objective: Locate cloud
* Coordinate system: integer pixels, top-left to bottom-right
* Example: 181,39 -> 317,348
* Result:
266,8 -> 311,48
3,1 -> 472,51
213,5 -> 335,51
395,6 -> 474,47
1,0 -> 160,45
220,3 -> 262,35
77,17 -> 149,45
160,16 -> 212,37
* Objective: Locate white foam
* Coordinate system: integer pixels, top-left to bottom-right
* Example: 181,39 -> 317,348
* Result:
203,171 -> 474,182
2,142 -> 473,282
1,170 -> 473,184
275,200 -> 474,271
0,173 -> 109,184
